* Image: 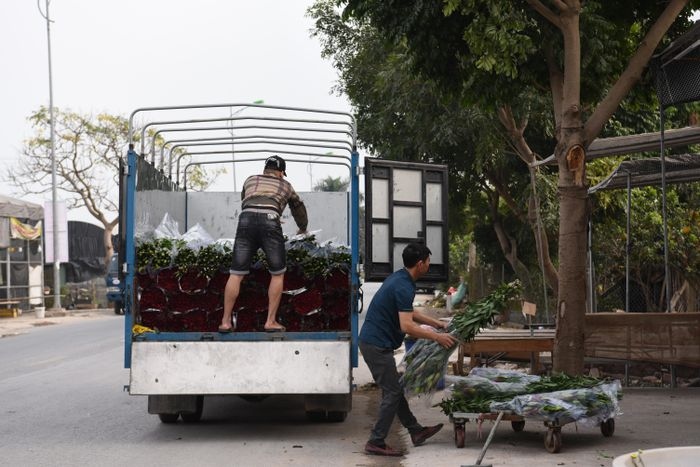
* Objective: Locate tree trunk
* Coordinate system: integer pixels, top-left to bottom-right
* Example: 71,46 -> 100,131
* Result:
102,220 -> 118,274
551,7 -> 587,376
553,126 -> 588,375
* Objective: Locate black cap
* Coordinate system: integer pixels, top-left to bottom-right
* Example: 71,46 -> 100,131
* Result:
264,155 -> 287,176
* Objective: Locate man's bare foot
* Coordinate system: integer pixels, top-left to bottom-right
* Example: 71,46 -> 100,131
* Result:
264,322 -> 286,332
218,320 -> 234,333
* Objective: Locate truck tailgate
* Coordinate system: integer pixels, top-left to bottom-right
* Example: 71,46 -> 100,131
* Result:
129,340 -> 351,395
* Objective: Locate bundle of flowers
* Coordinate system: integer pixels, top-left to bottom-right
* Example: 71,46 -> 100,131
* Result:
134,235 -> 351,333
438,369 -> 622,427
400,281 -> 522,398
445,367 -> 540,396
489,381 -> 621,426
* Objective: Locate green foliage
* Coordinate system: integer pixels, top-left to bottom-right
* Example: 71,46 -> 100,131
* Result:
197,243 -> 233,278
310,0 -> 555,289
136,238 -> 178,273
136,235 -> 351,280
591,182 -> 700,310
318,0 -> 700,319
313,175 -> 350,192
401,280 -> 522,396
448,280 -> 521,341
173,243 -> 198,278
448,231 -> 472,282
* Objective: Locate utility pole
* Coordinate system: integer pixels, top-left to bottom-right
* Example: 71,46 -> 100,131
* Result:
39,0 -> 61,309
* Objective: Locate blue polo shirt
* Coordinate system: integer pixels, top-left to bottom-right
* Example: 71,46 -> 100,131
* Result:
359,268 -> 415,350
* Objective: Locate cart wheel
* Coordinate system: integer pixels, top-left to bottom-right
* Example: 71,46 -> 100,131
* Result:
544,428 -> 562,453
454,423 -> 466,448
511,420 -> 525,432
600,418 -> 615,437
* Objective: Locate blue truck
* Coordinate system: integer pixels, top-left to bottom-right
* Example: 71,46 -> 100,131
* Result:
105,253 -> 123,314
118,103 -> 448,423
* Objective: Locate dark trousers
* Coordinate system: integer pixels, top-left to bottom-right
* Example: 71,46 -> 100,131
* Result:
359,340 -> 422,444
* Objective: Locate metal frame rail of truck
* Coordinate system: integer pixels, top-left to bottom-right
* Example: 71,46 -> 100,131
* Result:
119,103 -> 450,424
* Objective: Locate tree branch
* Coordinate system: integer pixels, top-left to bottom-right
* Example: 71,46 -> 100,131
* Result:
545,43 -> 564,128
497,106 -> 537,165
584,0 -> 690,143
526,0 -> 562,28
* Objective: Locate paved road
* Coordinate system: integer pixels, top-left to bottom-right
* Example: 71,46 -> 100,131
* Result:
2,294 -> 700,466
0,315 -> 381,467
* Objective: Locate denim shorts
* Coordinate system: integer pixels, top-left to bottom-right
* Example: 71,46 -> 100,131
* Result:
230,211 -> 286,275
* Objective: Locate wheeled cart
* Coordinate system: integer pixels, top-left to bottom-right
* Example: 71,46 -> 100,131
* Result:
450,411 -> 615,453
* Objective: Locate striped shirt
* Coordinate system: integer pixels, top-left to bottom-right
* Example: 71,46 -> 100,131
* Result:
241,172 -> 308,231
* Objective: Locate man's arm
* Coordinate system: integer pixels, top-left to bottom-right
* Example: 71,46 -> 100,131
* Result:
288,190 -> 308,233
399,311 -> 455,349
413,309 -> 449,330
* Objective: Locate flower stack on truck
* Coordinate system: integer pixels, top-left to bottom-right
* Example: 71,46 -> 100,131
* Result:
120,104 -> 362,423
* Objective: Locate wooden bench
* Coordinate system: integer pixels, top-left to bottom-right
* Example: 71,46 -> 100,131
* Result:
454,329 -> 555,375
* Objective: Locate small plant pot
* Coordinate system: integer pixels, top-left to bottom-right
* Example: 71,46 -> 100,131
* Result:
34,306 -> 46,319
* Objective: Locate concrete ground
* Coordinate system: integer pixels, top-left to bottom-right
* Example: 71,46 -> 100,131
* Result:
3,308 -> 699,466
355,345 -> 700,467
0,307 -> 116,338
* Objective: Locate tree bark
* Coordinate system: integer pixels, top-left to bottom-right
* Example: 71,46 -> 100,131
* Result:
553,8 -> 587,375
102,219 -> 118,274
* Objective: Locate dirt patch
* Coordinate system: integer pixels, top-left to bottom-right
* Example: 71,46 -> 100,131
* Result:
32,321 -> 58,327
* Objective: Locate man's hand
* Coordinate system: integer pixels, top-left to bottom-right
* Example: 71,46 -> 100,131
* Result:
433,332 -> 456,349
435,320 -> 449,330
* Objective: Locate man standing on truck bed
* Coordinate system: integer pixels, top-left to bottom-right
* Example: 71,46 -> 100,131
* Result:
359,243 -> 456,457
219,155 -> 308,333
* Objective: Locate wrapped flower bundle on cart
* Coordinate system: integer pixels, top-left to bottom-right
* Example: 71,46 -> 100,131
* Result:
442,369 -> 541,400
439,368 -> 622,452
440,369 -> 621,420
489,380 -> 621,427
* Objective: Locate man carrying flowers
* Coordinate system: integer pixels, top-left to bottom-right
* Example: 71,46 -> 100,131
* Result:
359,243 -> 456,456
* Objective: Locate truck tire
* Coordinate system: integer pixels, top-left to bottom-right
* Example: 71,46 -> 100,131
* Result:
180,396 -> 204,423
306,410 -> 347,423
114,302 -> 124,315
239,395 -> 269,403
326,411 -> 347,423
306,410 -> 326,422
158,413 -> 179,423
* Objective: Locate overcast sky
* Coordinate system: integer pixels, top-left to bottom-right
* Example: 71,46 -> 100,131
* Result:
0,0 -> 350,222
2,2 -> 698,226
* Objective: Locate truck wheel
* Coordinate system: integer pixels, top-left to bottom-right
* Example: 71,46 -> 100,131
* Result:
306,410 -> 326,422
114,302 -> 124,315
181,396 -> 204,423
326,411 -> 347,422
158,413 -> 179,423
